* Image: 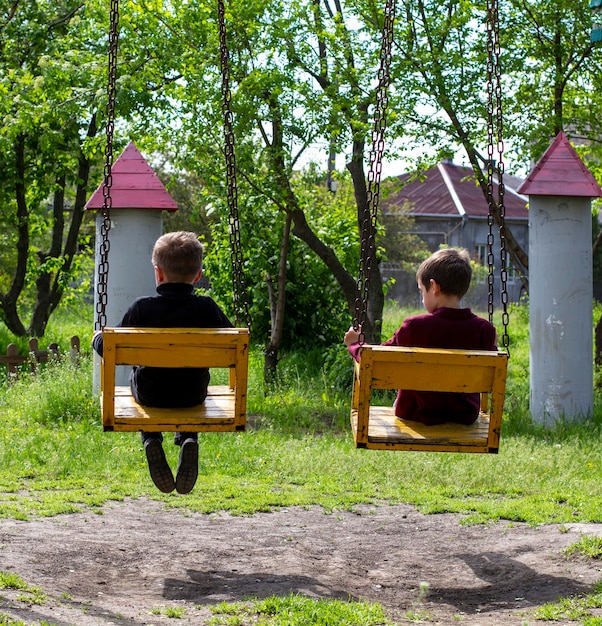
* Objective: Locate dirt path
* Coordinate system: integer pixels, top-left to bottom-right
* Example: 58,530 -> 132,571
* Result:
1,499 -> 601,625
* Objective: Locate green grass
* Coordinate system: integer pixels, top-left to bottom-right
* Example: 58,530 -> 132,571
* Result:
208,594 -> 393,625
529,539 -> 602,624
533,579 -> 602,623
564,535 -> 602,560
0,571 -> 47,606
0,300 -> 601,524
150,605 -> 187,618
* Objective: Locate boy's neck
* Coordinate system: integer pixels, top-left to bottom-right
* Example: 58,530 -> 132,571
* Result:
435,293 -> 463,309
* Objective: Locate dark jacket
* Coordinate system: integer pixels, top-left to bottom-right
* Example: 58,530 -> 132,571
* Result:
93,283 -> 233,408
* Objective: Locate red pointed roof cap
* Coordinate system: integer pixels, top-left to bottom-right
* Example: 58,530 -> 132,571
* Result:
85,141 -> 178,211
517,132 -> 602,197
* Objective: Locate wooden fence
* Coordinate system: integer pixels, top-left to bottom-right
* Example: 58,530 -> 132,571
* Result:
0,336 -> 80,381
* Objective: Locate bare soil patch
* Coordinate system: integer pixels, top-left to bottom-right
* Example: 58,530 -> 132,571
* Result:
1,499 -> 601,625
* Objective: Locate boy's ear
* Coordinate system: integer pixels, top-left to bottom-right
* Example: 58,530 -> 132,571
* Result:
193,269 -> 203,283
430,279 -> 442,294
154,265 -> 165,284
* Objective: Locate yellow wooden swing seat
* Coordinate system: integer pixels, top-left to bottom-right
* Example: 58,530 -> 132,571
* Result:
350,345 -> 508,453
101,327 -> 249,433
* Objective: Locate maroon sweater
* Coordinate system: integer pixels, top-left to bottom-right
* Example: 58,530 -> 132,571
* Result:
349,307 -> 497,425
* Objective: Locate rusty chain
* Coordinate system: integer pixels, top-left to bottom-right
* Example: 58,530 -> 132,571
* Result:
354,0 -> 397,344
486,0 -> 510,352
217,0 -> 251,330
486,0 -> 496,326
95,0 -> 119,331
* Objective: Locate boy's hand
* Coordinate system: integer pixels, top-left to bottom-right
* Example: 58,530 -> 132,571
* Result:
344,326 -> 361,346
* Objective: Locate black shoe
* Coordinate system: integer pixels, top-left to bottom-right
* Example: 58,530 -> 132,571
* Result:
144,439 -> 175,493
175,438 -> 198,494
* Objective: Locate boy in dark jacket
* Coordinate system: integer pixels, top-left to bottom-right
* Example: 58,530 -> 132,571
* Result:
93,231 -> 232,494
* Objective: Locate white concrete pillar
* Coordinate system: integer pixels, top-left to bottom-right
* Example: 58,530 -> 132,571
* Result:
529,196 -> 593,424
93,209 -> 163,387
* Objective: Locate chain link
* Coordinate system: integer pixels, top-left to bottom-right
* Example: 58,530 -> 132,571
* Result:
486,0 -> 510,353
485,0 -> 496,325
95,0 -> 119,331
354,0 -> 396,343
218,0 -> 251,329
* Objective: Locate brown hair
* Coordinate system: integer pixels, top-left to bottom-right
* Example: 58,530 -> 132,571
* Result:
416,248 -> 472,297
152,231 -> 203,281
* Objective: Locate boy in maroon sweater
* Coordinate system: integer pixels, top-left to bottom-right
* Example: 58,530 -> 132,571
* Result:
344,248 -> 497,426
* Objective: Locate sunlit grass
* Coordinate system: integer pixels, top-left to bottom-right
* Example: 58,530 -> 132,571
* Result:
0,571 -> 47,606
564,535 -> 602,560
0,299 -> 601,525
208,594 -> 393,625
533,579 -> 602,623
1,352 -> 602,523
1,300 -> 602,626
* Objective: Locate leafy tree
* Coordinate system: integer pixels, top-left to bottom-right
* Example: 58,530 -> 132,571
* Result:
140,0 -> 396,347
0,0 -> 187,337
202,171 -> 357,349
0,1 -> 108,337
503,0 -> 602,166
387,0 -> 602,289
388,0 -> 530,285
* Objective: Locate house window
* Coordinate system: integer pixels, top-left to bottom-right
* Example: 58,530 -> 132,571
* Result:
474,244 -> 488,267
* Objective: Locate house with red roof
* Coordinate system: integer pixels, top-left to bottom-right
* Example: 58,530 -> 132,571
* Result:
381,160 -> 529,307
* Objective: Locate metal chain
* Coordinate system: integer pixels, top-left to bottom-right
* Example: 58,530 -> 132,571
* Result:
217,0 -> 251,329
493,0 -> 510,351
95,0 -> 119,331
353,0 -> 396,343
485,0 -> 496,325
486,0 -> 510,352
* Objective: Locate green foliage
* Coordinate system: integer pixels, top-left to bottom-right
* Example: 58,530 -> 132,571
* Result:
503,0 -> 602,169
1,294 -> 602,533
0,572 -> 30,591
0,571 -> 46,606
150,606 -> 187,618
1,358 -> 97,426
377,181 -> 430,270
0,301 -> 93,385
0,1 -> 109,335
1,299 -> 602,526
203,173 -> 358,348
322,343 -> 355,395
209,594 -> 392,625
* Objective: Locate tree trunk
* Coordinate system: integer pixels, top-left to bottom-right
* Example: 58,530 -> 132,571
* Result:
261,91 -> 383,343
0,134 -> 30,336
28,115 -> 97,337
264,213 -> 292,388
439,81 -> 530,291
347,140 -> 384,344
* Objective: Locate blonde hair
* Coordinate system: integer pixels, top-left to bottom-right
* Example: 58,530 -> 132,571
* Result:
152,231 -> 203,281
416,248 -> 472,297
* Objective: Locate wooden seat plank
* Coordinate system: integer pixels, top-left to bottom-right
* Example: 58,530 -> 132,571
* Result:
351,407 -> 491,451
106,385 -> 239,432
350,345 -> 507,453
101,328 -> 249,433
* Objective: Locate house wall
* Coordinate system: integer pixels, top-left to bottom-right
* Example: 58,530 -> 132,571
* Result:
384,216 -> 529,308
